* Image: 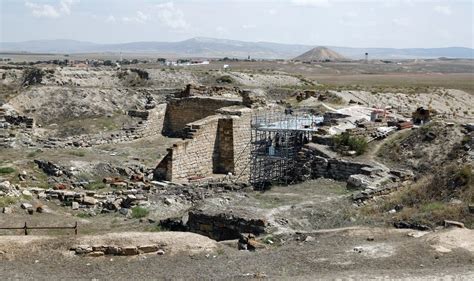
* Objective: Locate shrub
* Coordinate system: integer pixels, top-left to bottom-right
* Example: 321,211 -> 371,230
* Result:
0,167 -> 15,175
130,68 -> 149,80
455,164 -> 472,186
333,133 -> 368,155
216,75 -> 234,84
84,181 -> 105,190
131,206 -> 149,219
22,67 -> 44,86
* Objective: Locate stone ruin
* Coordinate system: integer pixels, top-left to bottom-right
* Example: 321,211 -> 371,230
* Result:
155,90 -> 253,182
0,105 -> 35,148
37,96 -> 167,148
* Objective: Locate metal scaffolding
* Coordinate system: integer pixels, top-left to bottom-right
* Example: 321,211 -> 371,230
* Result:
249,109 -> 321,188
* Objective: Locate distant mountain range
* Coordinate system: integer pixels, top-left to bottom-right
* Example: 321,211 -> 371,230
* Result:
1,37 -> 472,59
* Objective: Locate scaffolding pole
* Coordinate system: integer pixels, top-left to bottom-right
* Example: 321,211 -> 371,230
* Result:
249,110 -> 317,189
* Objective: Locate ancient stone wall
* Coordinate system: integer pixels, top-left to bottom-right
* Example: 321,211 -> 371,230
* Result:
133,103 -> 167,137
162,97 -> 241,137
230,109 -> 252,180
296,145 -> 372,181
165,115 -> 221,181
155,106 -> 252,183
312,156 -> 371,180
187,209 -> 266,241
214,118 -> 234,174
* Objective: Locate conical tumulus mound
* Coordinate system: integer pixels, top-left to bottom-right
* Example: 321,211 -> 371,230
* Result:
293,46 -> 347,61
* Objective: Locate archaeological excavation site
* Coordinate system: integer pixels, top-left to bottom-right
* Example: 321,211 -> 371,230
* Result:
0,47 -> 473,279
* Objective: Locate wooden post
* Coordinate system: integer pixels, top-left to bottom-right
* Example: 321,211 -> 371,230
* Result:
24,222 -> 28,235
74,222 -> 78,235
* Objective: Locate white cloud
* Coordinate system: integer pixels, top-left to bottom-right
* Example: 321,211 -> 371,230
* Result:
434,5 -> 452,16
291,0 -> 330,7
267,8 -> 277,15
59,0 -> 77,15
384,0 -> 415,8
122,11 -> 149,24
105,15 -> 116,23
392,18 -> 409,27
25,0 -> 79,19
344,11 -> 358,18
242,24 -> 256,29
156,2 -> 189,29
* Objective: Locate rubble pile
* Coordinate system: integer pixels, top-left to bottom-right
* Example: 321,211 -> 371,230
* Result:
37,102 -> 166,149
175,84 -> 242,99
0,105 -> 35,148
1,164 -> 252,217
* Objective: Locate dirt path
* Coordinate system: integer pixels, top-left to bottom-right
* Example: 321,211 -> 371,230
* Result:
1,227 -> 472,280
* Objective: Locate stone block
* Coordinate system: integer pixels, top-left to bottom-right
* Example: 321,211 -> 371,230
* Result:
138,245 -> 159,253
120,246 -> 139,256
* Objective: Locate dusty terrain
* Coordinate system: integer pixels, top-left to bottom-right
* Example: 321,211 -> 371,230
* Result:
0,57 -> 473,279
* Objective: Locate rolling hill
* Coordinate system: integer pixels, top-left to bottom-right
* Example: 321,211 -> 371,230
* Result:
1,37 -> 472,59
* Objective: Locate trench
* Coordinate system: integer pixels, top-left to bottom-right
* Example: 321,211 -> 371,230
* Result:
160,210 -> 266,241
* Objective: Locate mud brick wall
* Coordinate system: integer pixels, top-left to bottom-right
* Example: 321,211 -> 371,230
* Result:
162,97 -> 241,137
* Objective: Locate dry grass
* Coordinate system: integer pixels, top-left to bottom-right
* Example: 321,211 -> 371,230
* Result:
361,164 -> 473,228
311,73 -> 474,95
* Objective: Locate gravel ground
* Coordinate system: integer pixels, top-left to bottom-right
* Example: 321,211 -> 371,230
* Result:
0,227 -> 472,280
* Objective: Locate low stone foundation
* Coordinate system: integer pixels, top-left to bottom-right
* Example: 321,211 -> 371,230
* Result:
297,144 -> 372,181
187,209 -> 266,241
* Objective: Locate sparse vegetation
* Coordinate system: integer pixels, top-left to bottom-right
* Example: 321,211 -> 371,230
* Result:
76,212 -> 91,218
131,206 -> 149,219
146,224 -> 163,232
0,167 -> 16,175
84,181 -> 106,190
130,68 -> 150,80
362,163 -> 473,228
216,75 -> 234,84
0,196 -> 18,208
333,133 -> 368,155
68,150 -> 86,157
22,67 -> 44,86
27,149 -> 43,158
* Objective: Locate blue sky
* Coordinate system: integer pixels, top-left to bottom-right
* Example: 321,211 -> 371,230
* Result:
1,0 -> 473,48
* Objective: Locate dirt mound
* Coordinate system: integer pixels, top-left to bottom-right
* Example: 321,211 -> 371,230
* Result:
379,122 -> 465,173
0,232 -> 217,259
7,87 -> 163,124
333,89 -> 474,122
219,71 -> 303,88
294,47 -> 347,62
426,228 -> 474,253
